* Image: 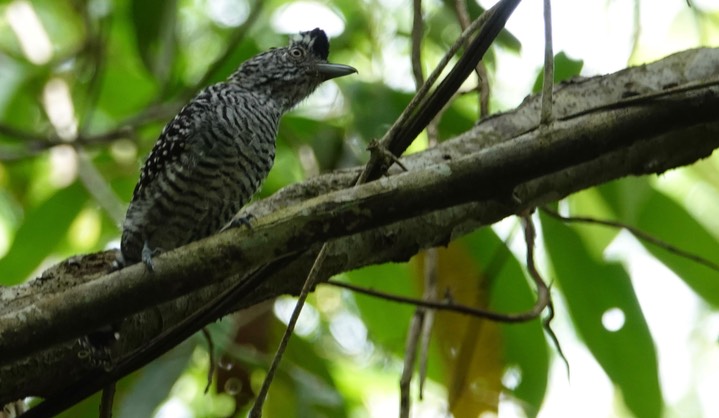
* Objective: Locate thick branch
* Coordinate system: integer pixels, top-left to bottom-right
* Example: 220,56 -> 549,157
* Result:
1,47 -> 718,404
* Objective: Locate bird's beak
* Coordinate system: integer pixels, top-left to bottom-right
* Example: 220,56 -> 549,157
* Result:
316,63 -> 357,80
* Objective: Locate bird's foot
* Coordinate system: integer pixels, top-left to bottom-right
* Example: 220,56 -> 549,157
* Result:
77,326 -> 120,372
224,213 -> 256,231
141,241 -> 163,272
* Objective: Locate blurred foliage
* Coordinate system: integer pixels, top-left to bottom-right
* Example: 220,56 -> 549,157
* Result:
1,0 -> 718,417
541,211 -> 662,418
532,51 -> 583,93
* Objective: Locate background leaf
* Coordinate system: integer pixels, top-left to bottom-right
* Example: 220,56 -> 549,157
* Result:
345,264 -> 415,356
541,211 -> 663,418
464,229 -> 550,417
533,51 -> 584,93
0,182 -> 87,284
414,243 -> 503,417
599,182 -> 719,307
130,0 -> 178,83
116,340 -> 195,418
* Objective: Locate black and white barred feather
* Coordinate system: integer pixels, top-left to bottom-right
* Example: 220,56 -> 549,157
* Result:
119,28 -> 355,268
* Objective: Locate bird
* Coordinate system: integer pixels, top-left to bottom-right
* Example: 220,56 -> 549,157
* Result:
118,28 -> 356,270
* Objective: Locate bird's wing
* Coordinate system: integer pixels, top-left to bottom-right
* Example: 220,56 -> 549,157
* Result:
131,98 -> 214,197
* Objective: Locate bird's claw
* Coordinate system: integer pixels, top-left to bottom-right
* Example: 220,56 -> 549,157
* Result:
141,241 -> 163,272
225,213 -> 256,231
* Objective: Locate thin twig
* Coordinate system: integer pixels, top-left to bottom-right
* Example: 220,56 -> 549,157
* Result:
520,212 -> 565,372
400,1 -> 425,411
0,123 -> 137,155
540,0 -> 554,124
520,213 -> 551,317
541,207 -> 719,273
417,250 -> 437,400
408,0 -> 442,148
476,62 -> 491,118
327,279 -> 546,323
202,327 -> 215,394
399,308 -> 423,418
366,140 -> 408,172
0,124 -> 49,143
406,3 -> 438,408
248,245 -> 329,417
453,0 -> 491,118
543,300 -> 570,379
411,0 -> 425,89
98,383 -> 115,418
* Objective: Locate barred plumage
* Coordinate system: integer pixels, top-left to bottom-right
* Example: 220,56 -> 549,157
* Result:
119,28 -> 356,269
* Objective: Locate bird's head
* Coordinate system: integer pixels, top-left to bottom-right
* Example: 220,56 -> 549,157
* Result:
230,28 -> 356,110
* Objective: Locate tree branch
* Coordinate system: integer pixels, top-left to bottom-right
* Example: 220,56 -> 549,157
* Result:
2,47 -> 719,405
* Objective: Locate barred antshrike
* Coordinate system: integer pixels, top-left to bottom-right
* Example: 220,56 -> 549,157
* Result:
119,28 -> 356,269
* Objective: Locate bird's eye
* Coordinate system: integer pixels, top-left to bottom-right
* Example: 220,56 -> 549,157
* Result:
289,47 -> 305,58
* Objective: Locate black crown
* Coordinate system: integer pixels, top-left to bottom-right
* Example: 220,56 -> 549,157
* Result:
308,28 -> 330,60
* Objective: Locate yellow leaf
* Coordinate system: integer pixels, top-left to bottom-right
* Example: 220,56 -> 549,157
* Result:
414,242 -> 503,417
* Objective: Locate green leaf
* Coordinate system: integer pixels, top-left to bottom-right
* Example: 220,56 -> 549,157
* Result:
342,82 -> 474,155
196,37 -> 260,88
541,212 -> 663,418
597,177 -> 654,222
345,264 -> 416,355
626,189 -> 719,306
564,188 -> 623,258
436,98 -> 475,140
266,318 -> 348,418
597,180 -> 719,306
116,340 -> 195,418
0,67 -> 49,139
343,82 -> 409,146
31,0 -> 84,55
50,391 -> 102,418
436,0 -> 521,53
279,115 -> 345,171
262,141 -> 304,195
130,0 -> 178,81
0,182 -> 88,285
462,229 -> 549,417
91,15 -> 159,122
532,51 -> 584,93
